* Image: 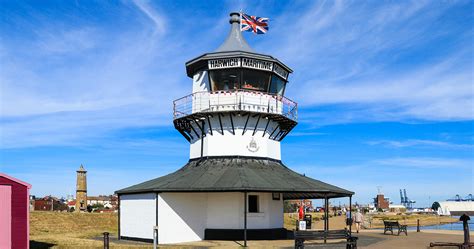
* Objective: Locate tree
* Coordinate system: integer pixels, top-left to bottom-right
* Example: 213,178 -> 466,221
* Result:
431,202 -> 441,211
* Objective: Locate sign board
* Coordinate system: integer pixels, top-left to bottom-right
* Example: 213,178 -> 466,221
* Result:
273,63 -> 289,80
298,221 -> 306,231
241,58 -> 273,72
208,58 -> 241,70
207,57 -> 289,80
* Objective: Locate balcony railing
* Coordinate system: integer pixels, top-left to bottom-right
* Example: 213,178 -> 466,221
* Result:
173,90 -> 298,122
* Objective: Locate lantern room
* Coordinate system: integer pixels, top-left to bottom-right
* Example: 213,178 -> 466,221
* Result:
189,56 -> 290,96
173,13 -> 297,159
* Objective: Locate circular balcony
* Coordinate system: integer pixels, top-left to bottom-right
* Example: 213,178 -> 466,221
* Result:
173,90 -> 298,142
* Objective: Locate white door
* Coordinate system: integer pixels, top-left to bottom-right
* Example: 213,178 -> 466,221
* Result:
0,185 -> 12,249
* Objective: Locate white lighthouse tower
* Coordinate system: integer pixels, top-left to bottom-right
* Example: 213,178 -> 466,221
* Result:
174,12 -> 296,161
117,12 -> 353,245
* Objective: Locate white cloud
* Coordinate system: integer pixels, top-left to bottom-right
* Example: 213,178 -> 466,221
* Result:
373,157 -> 472,169
131,0 -> 166,35
1,1 -> 472,149
262,1 -> 473,123
367,139 -> 474,150
0,3 -> 186,148
288,131 -> 328,137
35,27 -> 98,54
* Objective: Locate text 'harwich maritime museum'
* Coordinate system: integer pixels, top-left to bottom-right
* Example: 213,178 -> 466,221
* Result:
115,12 -> 354,244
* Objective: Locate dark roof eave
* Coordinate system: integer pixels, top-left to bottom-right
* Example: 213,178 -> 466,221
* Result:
115,157 -> 354,198
116,188 -> 353,197
185,51 -> 293,77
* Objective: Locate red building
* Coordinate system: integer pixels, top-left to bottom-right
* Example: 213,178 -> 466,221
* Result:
0,173 -> 32,249
33,196 -> 68,212
374,194 -> 390,210
34,199 -> 53,211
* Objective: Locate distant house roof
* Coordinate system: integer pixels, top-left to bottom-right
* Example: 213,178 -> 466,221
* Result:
88,196 -> 109,201
116,157 -> 353,199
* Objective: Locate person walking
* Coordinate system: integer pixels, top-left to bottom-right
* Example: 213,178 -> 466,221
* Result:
354,209 -> 363,233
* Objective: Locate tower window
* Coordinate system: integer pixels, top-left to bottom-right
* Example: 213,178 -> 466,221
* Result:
269,75 -> 286,96
209,69 -> 241,91
248,195 -> 259,213
241,69 -> 271,92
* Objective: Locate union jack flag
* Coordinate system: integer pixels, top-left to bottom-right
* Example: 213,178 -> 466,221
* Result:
241,13 -> 269,34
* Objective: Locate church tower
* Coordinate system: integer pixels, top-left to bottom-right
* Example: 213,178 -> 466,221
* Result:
75,164 -> 87,212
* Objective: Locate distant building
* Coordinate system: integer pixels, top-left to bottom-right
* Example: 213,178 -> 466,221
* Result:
287,199 -> 314,211
34,198 -> 53,211
75,164 -> 87,212
374,194 -> 390,210
388,204 -> 406,213
33,196 -> 68,211
437,201 -> 474,216
87,195 -> 118,210
67,200 -> 76,211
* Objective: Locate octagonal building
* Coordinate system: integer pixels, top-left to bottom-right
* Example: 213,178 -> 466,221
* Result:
116,12 -> 353,244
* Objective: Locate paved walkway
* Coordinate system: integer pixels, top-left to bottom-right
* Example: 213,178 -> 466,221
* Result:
104,230 -> 472,248
362,230 -> 470,249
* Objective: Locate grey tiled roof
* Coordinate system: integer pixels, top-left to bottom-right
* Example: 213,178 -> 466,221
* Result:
116,157 -> 353,199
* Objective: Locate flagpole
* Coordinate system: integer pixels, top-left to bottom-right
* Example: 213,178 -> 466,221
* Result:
239,9 -> 242,32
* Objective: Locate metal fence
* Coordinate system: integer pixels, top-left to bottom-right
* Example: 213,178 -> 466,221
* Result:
173,90 -> 298,121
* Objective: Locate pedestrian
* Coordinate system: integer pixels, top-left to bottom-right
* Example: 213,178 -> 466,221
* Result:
354,209 -> 363,233
345,209 -> 352,230
298,204 -> 304,220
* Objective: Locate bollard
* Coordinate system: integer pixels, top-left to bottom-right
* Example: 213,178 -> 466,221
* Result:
153,226 -> 159,249
460,214 -> 470,248
417,219 -> 420,232
103,232 -> 109,249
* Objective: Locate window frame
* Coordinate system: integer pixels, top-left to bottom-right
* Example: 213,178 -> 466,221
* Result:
269,74 -> 287,96
248,194 -> 259,213
208,69 -> 242,92
207,68 -> 287,95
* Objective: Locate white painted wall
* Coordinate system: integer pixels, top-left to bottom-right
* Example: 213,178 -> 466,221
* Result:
207,192 -> 243,229
189,114 -> 281,159
157,193 -> 208,244
438,201 -> 474,215
122,192 -> 284,244
245,192 -> 283,229
206,192 -> 283,230
120,193 -> 156,240
192,71 -> 210,93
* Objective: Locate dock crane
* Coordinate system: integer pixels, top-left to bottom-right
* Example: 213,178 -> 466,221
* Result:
400,189 -> 416,209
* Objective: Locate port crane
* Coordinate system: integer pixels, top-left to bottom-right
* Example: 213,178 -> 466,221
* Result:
399,189 -> 416,209
447,194 -> 474,201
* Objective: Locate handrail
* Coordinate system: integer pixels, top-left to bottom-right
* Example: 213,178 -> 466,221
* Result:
173,90 -> 298,121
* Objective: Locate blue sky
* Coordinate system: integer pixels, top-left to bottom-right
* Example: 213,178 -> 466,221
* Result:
0,0 -> 472,207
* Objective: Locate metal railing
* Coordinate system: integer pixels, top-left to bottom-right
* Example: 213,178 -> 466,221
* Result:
173,89 -> 298,121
